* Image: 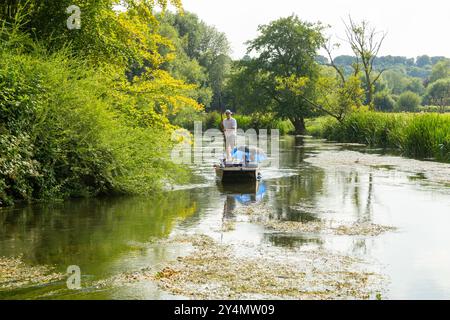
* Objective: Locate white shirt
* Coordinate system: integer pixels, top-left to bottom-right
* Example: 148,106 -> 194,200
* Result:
223,117 -> 237,136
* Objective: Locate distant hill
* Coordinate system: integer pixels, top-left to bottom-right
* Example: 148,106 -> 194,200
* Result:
317,55 -> 449,79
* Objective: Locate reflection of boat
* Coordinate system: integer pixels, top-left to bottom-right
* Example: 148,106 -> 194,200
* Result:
219,180 -> 267,220
217,180 -> 266,205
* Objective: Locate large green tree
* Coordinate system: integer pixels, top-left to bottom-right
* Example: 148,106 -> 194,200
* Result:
158,11 -> 231,110
430,59 -> 450,83
0,0 -> 205,206
158,20 -> 213,107
228,15 -> 325,134
0,0 -> 183,69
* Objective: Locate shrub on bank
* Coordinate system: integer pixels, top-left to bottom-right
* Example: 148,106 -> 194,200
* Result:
374,91 -> 396,112
0,46 -> 186,206
307,111 -> 450,162
396,91 -> 421,112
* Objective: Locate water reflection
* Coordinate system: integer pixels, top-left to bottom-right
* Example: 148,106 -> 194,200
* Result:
217,181 -> 266,218
0,193 -> 197,276
264,233 -> 323,249
1,136 -> 450,299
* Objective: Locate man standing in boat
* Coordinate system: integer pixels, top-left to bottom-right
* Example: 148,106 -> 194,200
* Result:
222,109 -> 237,161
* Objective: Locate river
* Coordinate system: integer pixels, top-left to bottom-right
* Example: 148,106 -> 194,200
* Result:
1,136 -> 450,299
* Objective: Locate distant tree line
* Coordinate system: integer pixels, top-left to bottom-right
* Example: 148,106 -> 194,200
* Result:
318,54 -> 450,112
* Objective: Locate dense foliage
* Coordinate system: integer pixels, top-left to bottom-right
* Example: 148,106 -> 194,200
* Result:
0,1 -> 198,206
157,11 -> 232,111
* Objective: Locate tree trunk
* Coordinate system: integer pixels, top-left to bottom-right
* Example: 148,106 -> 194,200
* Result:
364,75 -> 375,109
292,117 -> 306,135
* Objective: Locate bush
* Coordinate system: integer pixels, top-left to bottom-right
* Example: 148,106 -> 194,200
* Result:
374,91 -> 395,112
396,91 -> 421,112
0,4 -> 197,206
0,133 -> 39,206
425,78 -> 450,112
0,45 -> 186,206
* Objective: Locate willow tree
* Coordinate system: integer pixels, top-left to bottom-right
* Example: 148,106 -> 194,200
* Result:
238,15 -> 326,134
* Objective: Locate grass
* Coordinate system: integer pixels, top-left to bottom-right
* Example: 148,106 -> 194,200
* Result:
306,111 -> 450,162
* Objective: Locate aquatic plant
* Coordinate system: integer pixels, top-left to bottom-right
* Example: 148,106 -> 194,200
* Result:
308,111 -> 450,162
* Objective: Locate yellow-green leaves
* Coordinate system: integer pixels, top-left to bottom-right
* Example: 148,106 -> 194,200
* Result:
275,75 -> 310,94
316,67 -> 365,121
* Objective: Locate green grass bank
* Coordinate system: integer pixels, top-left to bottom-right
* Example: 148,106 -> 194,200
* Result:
307,111 -> 450,162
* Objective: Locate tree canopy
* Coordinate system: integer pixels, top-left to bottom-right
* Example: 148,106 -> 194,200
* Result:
227,15 -> 326,133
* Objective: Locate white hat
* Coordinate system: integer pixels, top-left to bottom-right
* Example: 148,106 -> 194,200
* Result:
225,109 -> 232,114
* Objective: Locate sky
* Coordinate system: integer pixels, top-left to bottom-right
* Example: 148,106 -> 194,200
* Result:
180,0 -> 450,60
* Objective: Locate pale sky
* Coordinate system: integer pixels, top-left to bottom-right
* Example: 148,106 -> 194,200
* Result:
180,0 -> 450,60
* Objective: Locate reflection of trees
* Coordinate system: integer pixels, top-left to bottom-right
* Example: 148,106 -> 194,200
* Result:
0,191 -> 197,274
267,135 -> 326,222
267,170 -> 325,222
341,171 -> 374,223
223,195 -> 236,218
277,136 -> 307,168
218,181 -> 262,219
265,234 -> 323,248
339,171 -> 375,255
351,238 -> 369,256
363,173 -> 374,223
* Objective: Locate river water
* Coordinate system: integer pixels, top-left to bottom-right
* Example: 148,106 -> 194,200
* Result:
1,136 -> 450,299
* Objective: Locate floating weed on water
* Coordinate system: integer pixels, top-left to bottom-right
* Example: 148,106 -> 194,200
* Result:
264,220 -> 396,237
90,233 -> 387,299
153,234 -> 387,300
127,241 -> 151,251
370,164 -> 396,171
168,234 -> 216,247
408,172 -> 427,181
264,220 -> 326,234
289,203 -> 336,216
93,267 -> 157,289
222,220 -> 236,232
233,202 -> 396,237
232,203 -> 274,216
333,223 -> 397,236
0,256 -> 64,290
155,267 -> 180,280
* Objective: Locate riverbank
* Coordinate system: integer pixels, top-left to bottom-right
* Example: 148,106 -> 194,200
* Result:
306,112 -> 450,162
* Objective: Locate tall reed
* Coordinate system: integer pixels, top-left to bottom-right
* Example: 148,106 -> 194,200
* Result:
308,111 -> 450,162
